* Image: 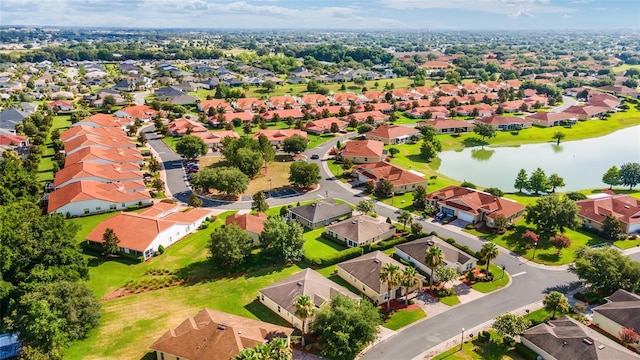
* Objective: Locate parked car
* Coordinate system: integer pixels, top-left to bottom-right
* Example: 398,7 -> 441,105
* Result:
310,154 -> 320,160
186,168 -> 199,174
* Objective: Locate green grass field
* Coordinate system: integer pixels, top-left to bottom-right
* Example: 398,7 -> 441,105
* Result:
610,63 -> 640,74
383,307 -> 427,330
37,114 -> 73,182
432,330 -> 527,360
440,292 -> 461,306
303,228 -> 346,260
470,264 -> 510,293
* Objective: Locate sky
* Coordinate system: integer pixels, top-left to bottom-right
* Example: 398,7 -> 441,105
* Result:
1,0 -> 638,30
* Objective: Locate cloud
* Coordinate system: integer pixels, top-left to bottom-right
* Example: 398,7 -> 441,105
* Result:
562,14 -> 573,18
380,0 -> 574,16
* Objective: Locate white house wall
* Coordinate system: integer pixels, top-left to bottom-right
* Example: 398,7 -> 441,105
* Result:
54,198 -> 143,217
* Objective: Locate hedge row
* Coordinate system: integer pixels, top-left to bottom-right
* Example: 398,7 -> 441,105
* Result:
443,237 -> 481,259
304,246 -> 364,267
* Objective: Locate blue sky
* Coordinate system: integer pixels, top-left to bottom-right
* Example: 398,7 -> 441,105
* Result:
1,0 -> 638,30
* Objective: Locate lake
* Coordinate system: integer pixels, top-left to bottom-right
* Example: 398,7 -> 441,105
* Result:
435,125 -> 640,192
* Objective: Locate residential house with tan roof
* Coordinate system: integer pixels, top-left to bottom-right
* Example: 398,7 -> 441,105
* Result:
427,186 -> 526,227
420,119 -> 475,134
63,134 -> 136,155
60,125 -> 129,143
167,118 -> 208,136
300,94 -> 328,107
267,95 -> 299,109
197,99 -> 233,113
462,83 -> 481,94
482,81 -> 503,92
74,114 -> 133,130
64,147 -> 144,166
504,79 -> 522,89
395,236 -> 478,280
211,111 -> 254,127
525,111 -> 578,127
576,195 -> 640,234
259,268 -> 359,330
338,139 -> 385,164
438,95 -> 468,106
252,129 -> 307,146
438,84 -> 461,96
337,251 -> 423,305
150,308 -> 293,360
521,316 -> 640,360
233,97 -> 266,112
305,117 -> 349,135
564,105 -> 609,120
467,92 -> 499,103
226,212 -> 267,245
500,99 -> 526,112
356,102 -> 393,113
326,215 -> 396,248
406,106 -> 448,119
456,104 -> 494,117
474,115 -> 532,130
365,125 -> 420,145
353,162 -> 427,195
48,180 -> 150,217
592,289 -> 640,350
49,100 -> 74,111
362,90 -> 386,102
113,105 -> 158,122
413,86 -> 436,97
53,162 -> 142,189
330,92 -> 360,106
523,94 -> 549,107
390,88 -> 413,101
346,110 -> 389,124
190,130 -> 240,149
260,109 -> 304,121
287,199 -> 353,229
86,202 -> 212,260
309,105 -> 346,117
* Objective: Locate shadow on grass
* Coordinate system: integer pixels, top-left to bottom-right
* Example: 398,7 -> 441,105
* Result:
139,352 -> 156,360
313,235 -> 348,252
462,137 -> 488,147
244,299 -> 291,326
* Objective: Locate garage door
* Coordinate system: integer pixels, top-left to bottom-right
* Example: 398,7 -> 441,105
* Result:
441,207 -> 455,216
457,212 -> 474,223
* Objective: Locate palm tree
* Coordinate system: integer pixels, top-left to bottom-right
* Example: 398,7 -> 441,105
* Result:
543,291 -> 569,319
293,295 -> 316,347
379,263 -> 401,311
480,242 -> 499,275
398,210 -> 413,231
424,246 -> 444,290
269,337 -> 292,360
401,266 -> 420,305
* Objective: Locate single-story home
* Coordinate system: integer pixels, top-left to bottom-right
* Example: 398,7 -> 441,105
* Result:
353,162 -> 428,195
346,110 -> 389,124
406,106 -> 448,119
252,129 -> 307,146
225,212 -> 267,245
456,104 -> 494,117
49,100 -> 74,111
592,289 -> 640,350
86,202 -> 212,260
426,186 -> 526,227
326,215 -> 396,248
167,118 -> 208,136
338,139 -> 385,164
268,95 -> 299,109
300,94 -> 328,107
64,147 -> 144,166
474,115 -> 532,131
288,199 -> 352,229
53,162 -> 142,189
395,236 -> 477,280
60,125 -> 130,143
259,268 -> 359,330
260,109 -> 304,121
525,111 -> 578,128
113,105 -> 158,122
150,308 -> 293,360
0,134 -> 29,149
564,105 -> 609,120
210,111 -> 254,127
190,130 -> 240,149
304,117 -> 349,135
0,108 -> 29,134
197,99 -> 233,113
73,113 -> 133,130
419,119 -> 475,134
365,125 -> 420,145
576,195 -> 640,234
63,134 -> 136,156
336,251 -> 423,305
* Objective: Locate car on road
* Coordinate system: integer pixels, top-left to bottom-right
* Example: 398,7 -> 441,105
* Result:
310,154 -> 320,159
186,167 -> 199,174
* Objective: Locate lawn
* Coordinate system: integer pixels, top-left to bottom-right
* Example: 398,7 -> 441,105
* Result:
383,144 -> 460,190
307,133 -> 337,149
610,63 -> 640,74
470,264 -> 510,293
37,114 -> 73,182
440,292 -> 461,306
431,330 -> 527,360
68,212 -> 121,243
161,136 -> 180,151
383,307 -> 427,330
303,228 -> 346,260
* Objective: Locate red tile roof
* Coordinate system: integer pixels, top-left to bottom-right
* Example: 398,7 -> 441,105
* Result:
421,61 -> 450,69
346,110 -> 388,123
252,129 -> 307,142
226,212 -> 267,234
339,139 -> 384,158
332,92 -> 359,104
53,162 -> 142,188
354,162 -> 426,187
301,94 -> 328,106
214,112 -> 255,122
576,195 -> 640,229
475,115 -> 531,127
199,99 -> 233,112
190,130 -> 240,145
118,105 -> 158,119
0,134 -> 28,146
64,134 -> 136,154
234,98 -> 265,111
525,111 -> 577,122
564,105 -> 609,116
421,119 -> 475,130
362,91 -> 386,101
269,95 -> 298,108
64,147 -> 144,165
260,109 -> 304,120
365,125 -> 419,140
77,113 -> 131,128
427,186 -> 525,219
49,100 -> 73,108
60,125 -> 128,142
167,118 -> 208,134
305,117 -> 349,133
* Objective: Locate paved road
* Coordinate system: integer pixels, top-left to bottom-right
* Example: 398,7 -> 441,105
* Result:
133,90 -> 150,105
550,95 -> 578,113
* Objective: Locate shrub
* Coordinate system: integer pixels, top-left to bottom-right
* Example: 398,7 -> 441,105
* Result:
465,224 -> 475,229
157,245 -> 165,255
477,331 -> 491,342
514,343 -> 540,360
304,246 -> 364,266
466,271 -> 476,282
503,336 -> 516,347
429,231 -> 438,237
630,234 -> 638,240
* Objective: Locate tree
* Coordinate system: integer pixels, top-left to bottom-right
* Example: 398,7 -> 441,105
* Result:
151,178 -> 165,192
357,123 -> 373,134
411,222 -> 423,235
493,214 -> 509,233
619,328 -> 640,347
412,185 -> 427,209
424,246 -> 444,289
619,162 -> 640,190
252,191 -> 269,212
434,265 -> 458,291
602,214 -> 623,240
289,162 -> 320,188
484,187 -> 504,197
569,246 -> 640,295
282,134 -> 309,154
234,338 -> 291,360
397,210 -> 413,231
521,230 -> 540,245
400,266 -> 420,304
175,135 -> 207,160
356,200 -> 376,215
311,295 -> 381,360
379,263 -> 401,311
527,167 -> 550,194
525,195 -> 581,234
548,173 -> 565,193
543,291 -> 569,319
602,166 -> 621,189
260,216 -> 305,263
473,122 -> 496,141
137,132 -> 147,145
420,140 -> 439,162
294,295 -> 316,346
549,234 -> 571,254
341,158 -> 353,171
514,169 -> 528,193
209,224 -> 253,268
234,148 -> 264,178
330,122 -> 340,133
388,147 -> 400,158
492,313 -> 531,340
376,179 -> 394,196
258,134 -> 275,173
188,192 -> 202,207
102,228 -> 120,255
212,167 -> 249,197
262,80 -> 276,93
9,298 -> 67,359
552,131 -> 565,145
480,242 -> 499,275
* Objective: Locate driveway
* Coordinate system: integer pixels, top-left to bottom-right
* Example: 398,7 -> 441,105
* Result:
550,95 -> 578,113
133,90 -> 150,105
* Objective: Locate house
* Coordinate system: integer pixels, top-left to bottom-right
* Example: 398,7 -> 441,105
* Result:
413,86 -> 436,97
420,119 -> 475,134
305,117 -> 349,135
287,199 -> 352,229
599,85 -> 638,97
259,268 -> 359,330
233,98 -> 265,112
576,195 -> 640,234
73,113 -> 133,130
338,139 -> 385,164
86,202 -> 212,260
49,100 -> 74,111
309,105 -> 346,117
521,316 -> 640,360
456,104 -> 494,117
564,105 -> 609,120
113,105 -> 158,122
353,162 -> 428,195
438,84 -> 461,96
47,180 -> 151,217
406,106 -> 448,119
0,108 -> 28,134
64,147 -> 144,166
268,95 -> 299,110
63,133 -> 135,155
211,111 -> 254,126
300,94 -> 328,107
225,212 -> 267,245
252,129 -> 307,146
53,162 -> 142,189
390,88 -> 413,101
149,308 -> 293,360
474,115 -> 532,130
331,92 -> 360,106
362,90 -> 386,102
592,289 -> 640,350
525,111 -> 578,128
190,130 -> 240,149
197,99 -> 233,113
60,125 -> 129,143
167,118 -> 208,136
337,251 -> 423,305
395,236 -> 477,279
365,125 -> 420,145
326,215 -> 396,248
427,186 -> 526,227
356,102 -> 393,113
0,134 -> 29,152
260,109 -> 304,121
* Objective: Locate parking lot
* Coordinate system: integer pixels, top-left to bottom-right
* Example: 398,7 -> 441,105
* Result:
265,188 -> 298,198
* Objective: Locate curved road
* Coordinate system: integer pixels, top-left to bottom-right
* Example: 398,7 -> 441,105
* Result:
145,125 -> 579,359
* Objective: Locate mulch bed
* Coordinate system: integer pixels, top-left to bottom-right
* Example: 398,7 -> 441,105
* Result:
380,298 -> 421,312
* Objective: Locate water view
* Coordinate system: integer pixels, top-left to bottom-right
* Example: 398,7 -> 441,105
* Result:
435,125 -> 640,192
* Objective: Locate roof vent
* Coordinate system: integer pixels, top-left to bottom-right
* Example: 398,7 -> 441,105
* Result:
426,240 -> 435,246
598,345 -> 605,350
373,259 -> 380,264
311,203 -> 316,207
352,220 -> 357,224
562,341 -> 568,347
296,281 -> 303,286
583,338 -> 593,345
217,324 -> 226,331
624,205 -> 630,209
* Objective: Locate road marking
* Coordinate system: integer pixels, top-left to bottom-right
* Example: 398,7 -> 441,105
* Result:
511,271 -> 527,277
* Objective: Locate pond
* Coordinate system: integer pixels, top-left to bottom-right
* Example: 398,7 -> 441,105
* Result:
434,125 -> 640,192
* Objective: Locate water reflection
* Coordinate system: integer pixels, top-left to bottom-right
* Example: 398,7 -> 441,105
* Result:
471,148 -> 495,161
